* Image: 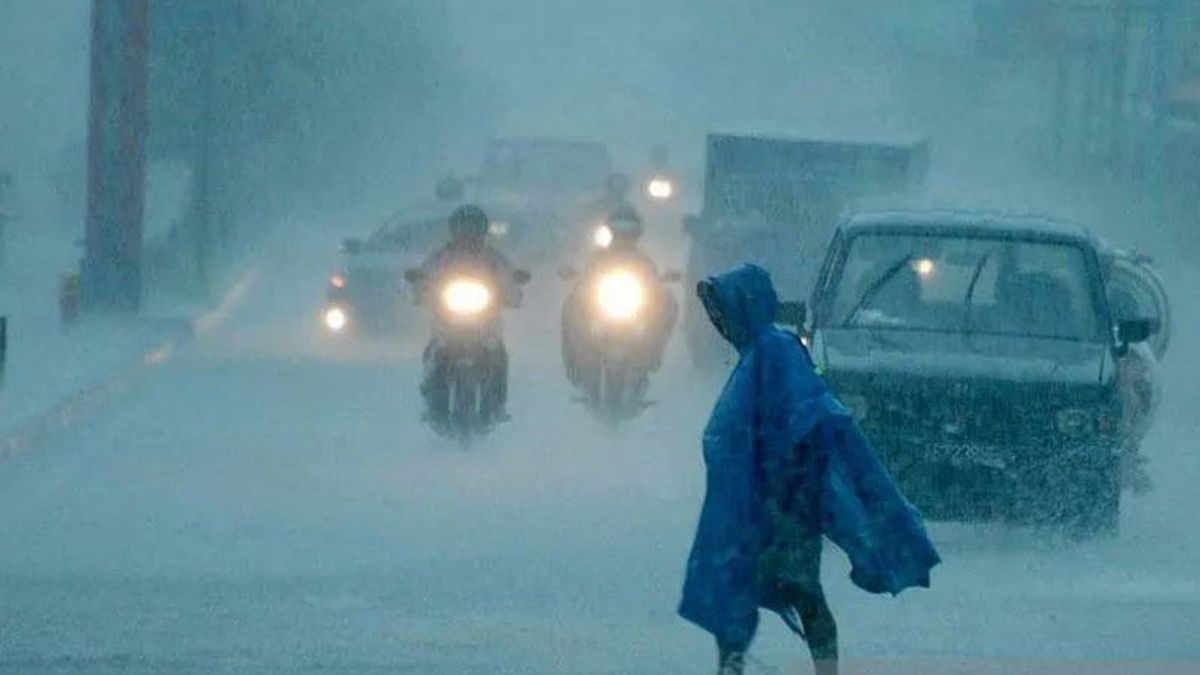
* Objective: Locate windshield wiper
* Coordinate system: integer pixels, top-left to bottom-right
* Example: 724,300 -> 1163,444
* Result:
842,253 -> 913,326
961,253 -> 991,333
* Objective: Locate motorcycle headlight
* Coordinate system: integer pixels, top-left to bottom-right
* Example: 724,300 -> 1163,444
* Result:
488,220 -> 510,237
441,278 -> 492,316
593,224 -> 614,248
329,274 -> 347,289
647,176 -> 674,200
323,305 -> 349,333
1055,408 -> 1094,437
595,270 -> 646,322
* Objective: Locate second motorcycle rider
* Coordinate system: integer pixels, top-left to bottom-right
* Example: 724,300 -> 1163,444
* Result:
561,206 -> 678,414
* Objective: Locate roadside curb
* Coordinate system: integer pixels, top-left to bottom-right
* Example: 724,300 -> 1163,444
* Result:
0,269 -> 259,464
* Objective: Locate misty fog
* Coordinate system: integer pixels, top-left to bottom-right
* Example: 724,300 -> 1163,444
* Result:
1,1 -> 1197,674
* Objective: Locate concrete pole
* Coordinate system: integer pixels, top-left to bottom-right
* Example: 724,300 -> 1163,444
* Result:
82,0 -> 150,313
1110,0 -> 1132,176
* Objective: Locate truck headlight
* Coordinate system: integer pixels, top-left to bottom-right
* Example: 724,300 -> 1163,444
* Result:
441,278 -> 492,316
595,270 -> 646,322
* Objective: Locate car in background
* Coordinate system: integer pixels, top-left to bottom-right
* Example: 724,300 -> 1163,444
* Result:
476,137 -> 612,201
471,137 -> 614,256
320,208 -> 441,337
321,203 -> 540,337
789,211 -> 1164,536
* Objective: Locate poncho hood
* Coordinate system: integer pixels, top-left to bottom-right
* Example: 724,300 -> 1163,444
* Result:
698,263 -> 778,351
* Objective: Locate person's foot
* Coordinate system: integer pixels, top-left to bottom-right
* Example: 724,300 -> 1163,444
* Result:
814,660 -> 838,675
717,652 -> 745,675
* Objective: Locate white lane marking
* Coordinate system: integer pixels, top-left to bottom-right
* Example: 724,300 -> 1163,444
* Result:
192,269 -> 260,335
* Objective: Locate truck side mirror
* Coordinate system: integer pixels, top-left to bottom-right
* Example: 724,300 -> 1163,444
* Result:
403,268 -> 424,285
777,300 -> 807,327
341,238 -> 363,256
513,269 -> 532,285
1118,318 -> 1155,345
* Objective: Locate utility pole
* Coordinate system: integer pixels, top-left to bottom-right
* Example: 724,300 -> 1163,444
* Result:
82,0 -> 150,312
192,3 -> 217,299
1110,0 -> 1132,176
187,0 -> 233,300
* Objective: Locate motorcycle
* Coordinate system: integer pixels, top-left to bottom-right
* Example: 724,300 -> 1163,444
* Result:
561,257 -> 679,422
405,265 -> 531,441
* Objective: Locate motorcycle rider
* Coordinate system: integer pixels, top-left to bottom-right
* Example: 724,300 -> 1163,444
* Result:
412,205 -> 520,427
561,205 -> 677,391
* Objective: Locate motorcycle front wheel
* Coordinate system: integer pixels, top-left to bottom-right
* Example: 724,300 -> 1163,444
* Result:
448,364 -> 479,441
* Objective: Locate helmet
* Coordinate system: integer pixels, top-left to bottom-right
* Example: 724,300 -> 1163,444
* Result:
449,205 -> 489,244
607,205 -> 644,244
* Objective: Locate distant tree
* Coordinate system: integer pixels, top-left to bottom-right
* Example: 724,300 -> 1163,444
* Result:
144,0 -> 475,288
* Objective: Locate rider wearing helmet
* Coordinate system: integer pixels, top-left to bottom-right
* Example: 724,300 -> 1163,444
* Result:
601,205 -> 645,252
449,204 -> 487,244
562,205 -> 678,386
579,172 -> 633,244
416,205 -> 517,289
414,205 -> 520,425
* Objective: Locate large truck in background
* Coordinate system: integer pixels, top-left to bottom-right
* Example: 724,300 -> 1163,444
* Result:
683,132 -> 929,366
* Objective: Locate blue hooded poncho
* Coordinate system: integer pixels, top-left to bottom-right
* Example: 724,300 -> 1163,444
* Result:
678,264 -> 941,647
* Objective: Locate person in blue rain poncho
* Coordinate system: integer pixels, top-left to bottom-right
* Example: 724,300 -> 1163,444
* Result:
679,264 -> 941,675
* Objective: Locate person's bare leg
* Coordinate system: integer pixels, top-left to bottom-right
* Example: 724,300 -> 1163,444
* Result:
794,588 -> 838,675
716,639 -> 747,675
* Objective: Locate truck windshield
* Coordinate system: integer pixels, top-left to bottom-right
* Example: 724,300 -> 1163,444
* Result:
830,232 -> 1105,341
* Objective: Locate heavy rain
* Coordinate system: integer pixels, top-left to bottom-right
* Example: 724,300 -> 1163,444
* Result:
0,1 -> 1197,673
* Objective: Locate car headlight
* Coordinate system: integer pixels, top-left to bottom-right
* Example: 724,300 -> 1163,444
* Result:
323,306 -> 349,333
441,278 -> 492,316
839,394 -> 870,421
595,270 -> 646,322
593,224 -> 614,248
912,258 -> 936,278
1055,408 -> 1094,437
647,176 -> 674,200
